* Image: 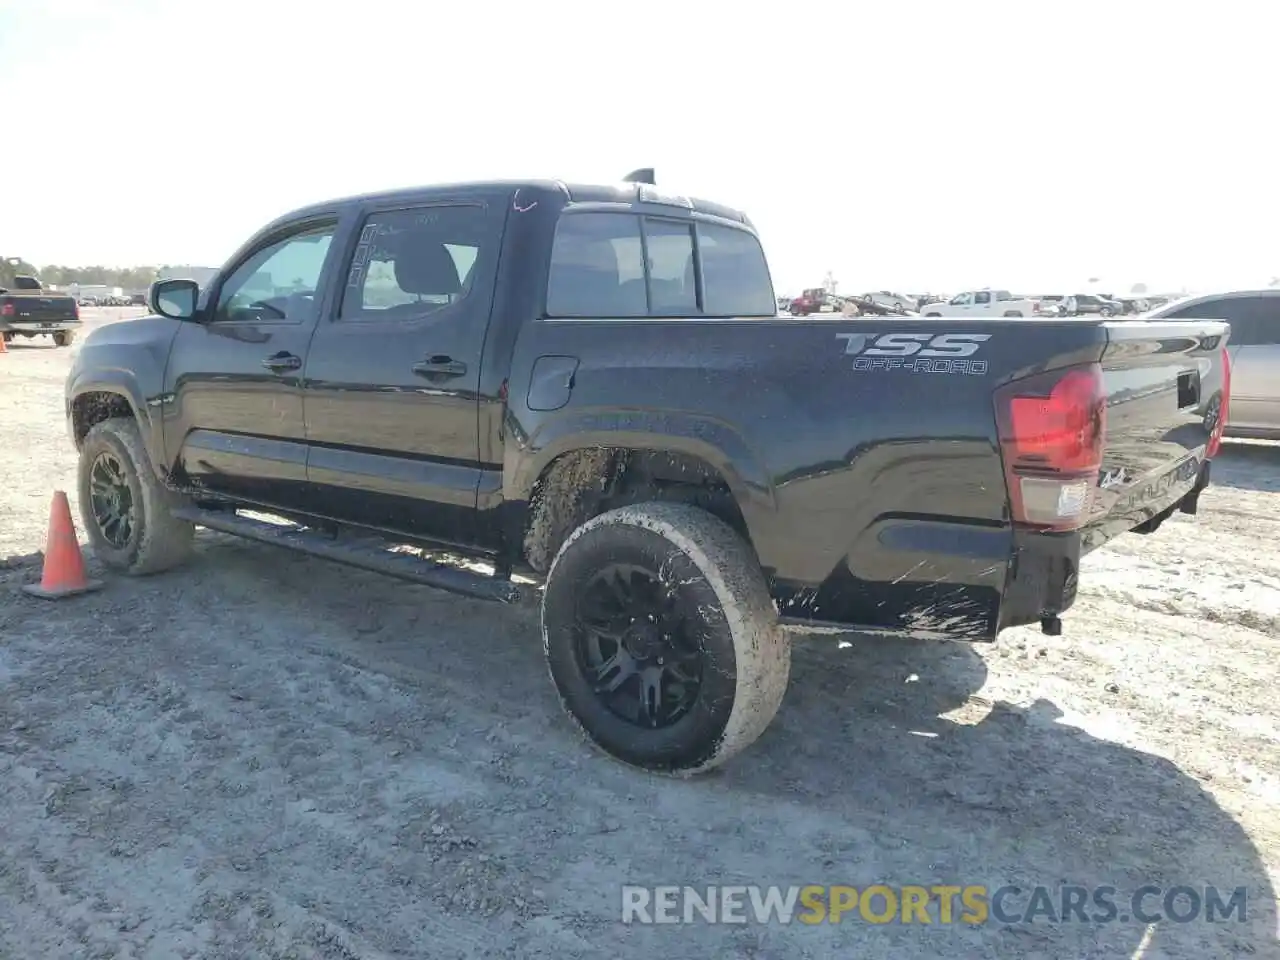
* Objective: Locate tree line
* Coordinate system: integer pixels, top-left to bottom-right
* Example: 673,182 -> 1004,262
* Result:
1,257 -> 202,290
32,265 -> 164,290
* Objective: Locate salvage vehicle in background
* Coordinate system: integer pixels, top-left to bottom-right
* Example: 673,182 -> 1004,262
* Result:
787,287 -> 839,315
1147,289 -> 1277,439
64,172 -> 1231,775
1062,293 -> 1124,317
840,294 -> 916,316
860,290 -> 917,313
0,274 -> 81,346
1112,295 -> 1149,315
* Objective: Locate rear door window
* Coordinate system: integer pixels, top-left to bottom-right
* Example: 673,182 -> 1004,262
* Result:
545,212 -> 775,318
545,213 -> 647,318
1223,296 -> 1279,346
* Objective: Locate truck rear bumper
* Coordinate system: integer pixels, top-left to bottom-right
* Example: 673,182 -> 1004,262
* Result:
774,458 -> 1213,642
1,319 -> 81,335
996,529 -> 1081,633
771,520 -> 1013,642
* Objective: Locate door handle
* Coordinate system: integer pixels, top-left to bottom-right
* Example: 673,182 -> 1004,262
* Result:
261,352 -> 302,372
412,356 -> 467,378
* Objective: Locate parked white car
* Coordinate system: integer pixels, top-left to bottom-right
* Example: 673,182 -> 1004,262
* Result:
918,289 -> 1041,318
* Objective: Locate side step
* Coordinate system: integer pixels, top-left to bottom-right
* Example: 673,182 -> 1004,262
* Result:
172,507 -> 521,603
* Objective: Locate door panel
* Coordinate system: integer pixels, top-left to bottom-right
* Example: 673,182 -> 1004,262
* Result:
302,202 -> 500,547
1229,344 -> 1280,432
164,220 -> 337,507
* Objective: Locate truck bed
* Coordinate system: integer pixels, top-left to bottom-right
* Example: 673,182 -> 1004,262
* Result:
508,314 -> 1229,640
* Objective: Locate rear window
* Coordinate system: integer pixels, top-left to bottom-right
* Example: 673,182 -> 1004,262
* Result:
545,212 -> 774,319
697,222 -> 776,317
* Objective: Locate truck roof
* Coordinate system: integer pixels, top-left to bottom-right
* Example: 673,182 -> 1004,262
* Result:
269,179 -> 754,234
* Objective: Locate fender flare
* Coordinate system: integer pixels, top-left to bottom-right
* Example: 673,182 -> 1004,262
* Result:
67,374 -> 166,479
508,408 -> 776,533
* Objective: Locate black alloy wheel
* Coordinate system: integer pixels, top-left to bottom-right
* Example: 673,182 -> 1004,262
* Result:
88,451 -> 136,549
542,502 -> 791,774
574,561 -> 705,729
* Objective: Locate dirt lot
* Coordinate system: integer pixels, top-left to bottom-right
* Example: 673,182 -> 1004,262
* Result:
1,308 -> 1278,959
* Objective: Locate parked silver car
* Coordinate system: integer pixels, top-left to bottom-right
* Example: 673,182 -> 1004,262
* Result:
1145,289 -> 1279,440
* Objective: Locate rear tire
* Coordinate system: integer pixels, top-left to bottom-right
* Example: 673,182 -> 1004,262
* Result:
542,501 -> 790,775
53,331 -> 73,347
78,417 -> 194,575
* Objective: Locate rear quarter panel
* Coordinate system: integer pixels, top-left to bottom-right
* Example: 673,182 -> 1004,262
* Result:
506,316 -> 1110,638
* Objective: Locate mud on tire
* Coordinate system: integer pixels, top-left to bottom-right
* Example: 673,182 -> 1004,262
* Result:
542,501 -> 790,775
77,417 -> 194,575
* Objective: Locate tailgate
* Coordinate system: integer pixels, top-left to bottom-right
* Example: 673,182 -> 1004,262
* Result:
0,294 -> 78,322
1084,319 -> 1229,545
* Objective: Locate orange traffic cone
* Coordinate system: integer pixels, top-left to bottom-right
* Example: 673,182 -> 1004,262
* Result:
0,334 -> 8,354
22,491 -> 103,599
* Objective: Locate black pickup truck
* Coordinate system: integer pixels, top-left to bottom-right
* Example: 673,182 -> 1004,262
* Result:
64,173 -> 1231,774
1,275 -> 81,346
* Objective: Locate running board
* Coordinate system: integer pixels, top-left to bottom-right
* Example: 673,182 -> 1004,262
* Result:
171,507 -> 521,603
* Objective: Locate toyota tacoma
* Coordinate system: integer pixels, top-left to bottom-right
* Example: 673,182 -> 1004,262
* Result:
63,171 -> 1231,774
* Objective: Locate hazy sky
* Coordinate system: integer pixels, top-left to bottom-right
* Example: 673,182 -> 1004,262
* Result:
1,0 -> 1275,295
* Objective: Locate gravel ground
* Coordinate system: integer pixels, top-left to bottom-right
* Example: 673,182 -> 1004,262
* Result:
1,309 -> 1277,959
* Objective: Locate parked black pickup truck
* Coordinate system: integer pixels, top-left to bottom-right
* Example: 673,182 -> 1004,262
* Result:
64,173 -> 1231,774
1,275 -> 81,346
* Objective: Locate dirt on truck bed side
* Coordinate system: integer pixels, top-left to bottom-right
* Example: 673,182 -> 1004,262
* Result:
0,311 -> 1278,959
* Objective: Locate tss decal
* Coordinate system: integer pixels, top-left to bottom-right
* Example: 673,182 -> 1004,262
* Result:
835,332 -> 993,375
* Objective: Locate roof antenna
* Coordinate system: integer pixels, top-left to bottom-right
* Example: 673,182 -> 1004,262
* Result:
622,168 -> 655,185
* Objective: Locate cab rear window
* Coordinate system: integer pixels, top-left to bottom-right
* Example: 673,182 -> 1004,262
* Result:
545,212 -> 775,318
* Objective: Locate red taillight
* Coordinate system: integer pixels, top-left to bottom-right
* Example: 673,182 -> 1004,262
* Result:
1205,348 -> 1231,459
0,303 -> 14,317
72,301 -> 80,319
995,363 -> 1107,531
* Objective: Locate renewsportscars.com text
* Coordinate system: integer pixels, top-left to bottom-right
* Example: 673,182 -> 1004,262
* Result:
621,884 -> 1249,926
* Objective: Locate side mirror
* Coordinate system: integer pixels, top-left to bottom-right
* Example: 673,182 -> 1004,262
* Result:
150,278 -> 200,320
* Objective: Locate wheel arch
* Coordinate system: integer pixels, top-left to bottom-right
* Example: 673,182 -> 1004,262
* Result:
515,430 -> 771,575
69,380 -> 165,479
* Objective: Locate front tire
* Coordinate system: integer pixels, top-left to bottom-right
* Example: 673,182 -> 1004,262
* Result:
77,417 -> 194,575
542,502 -> 790,775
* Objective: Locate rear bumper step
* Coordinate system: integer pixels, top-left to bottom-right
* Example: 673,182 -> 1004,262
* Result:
171,507 -> 522,603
